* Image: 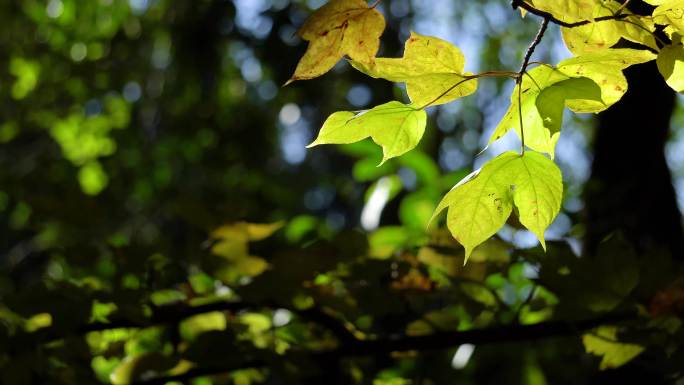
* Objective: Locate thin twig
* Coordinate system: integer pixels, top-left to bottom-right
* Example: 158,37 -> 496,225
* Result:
516,18 -> 549,154
517,77 -> 525,154
519,18 -> 549,75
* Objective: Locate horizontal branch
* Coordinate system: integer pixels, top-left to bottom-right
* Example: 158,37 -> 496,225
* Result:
513,0 -> 629,28
21,299 -> 358,350
132,310 -> 637,385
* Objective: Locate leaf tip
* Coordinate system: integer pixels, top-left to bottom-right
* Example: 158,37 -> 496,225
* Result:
377,154 -> 391,167
538,235 -> 547,251
463,246 -> 473,265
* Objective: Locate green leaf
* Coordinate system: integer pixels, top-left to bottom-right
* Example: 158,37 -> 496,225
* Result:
110,353 -> 177,385
431,151 -> 562,261
508,152 -> 564,249
286,0 -> 385,84
369,226 -> 409,259
308,101 -> 427,163
657,43 -> 684,92
535,77 -> 602,135
489,66 -> 601,156
350,32 -> 477,106
490,49 -> 654,155
560,1 -> 656,54
583,326 -> 644,370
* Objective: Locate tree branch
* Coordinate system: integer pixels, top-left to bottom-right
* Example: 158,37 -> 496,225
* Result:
516,17 -> 549,154
30,300 -> 358,346
131,310 -> 637,384
519,18 -> 549,75
512,0 -> 629,28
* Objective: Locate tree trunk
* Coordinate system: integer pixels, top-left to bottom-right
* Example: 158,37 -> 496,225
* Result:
583,60 -> 684,260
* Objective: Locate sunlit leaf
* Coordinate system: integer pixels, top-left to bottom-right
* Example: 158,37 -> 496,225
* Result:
657,43 -> 684,92
110,353 -> 177,385
556,49 -> 656,112
350,32 -> 477,106
308,101 -> 427,163
489,66 -> 601,156
560,1 -> 656,54
286,0 -> 385,84
432,151 -> 562,261
653,0 -> 684,34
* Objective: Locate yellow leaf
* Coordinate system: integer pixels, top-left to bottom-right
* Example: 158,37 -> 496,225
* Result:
657,43 -> 684,92
653,0 -> 684,34
350,32 -> 477,106
556,48 -> 656,112
561,1 -> 657,55
286,0 -> 385,84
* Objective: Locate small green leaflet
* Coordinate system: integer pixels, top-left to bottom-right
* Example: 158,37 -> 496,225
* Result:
657,43 -> 684,92
489,66 -> 601,156
489,49 -> 655,156
431,151 -> 563,262
350,32 -> 477,106
308,101 -> 427,163
582,326 -> 644,370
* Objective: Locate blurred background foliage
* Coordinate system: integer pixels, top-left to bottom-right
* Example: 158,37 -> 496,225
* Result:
1,0 -> 684,384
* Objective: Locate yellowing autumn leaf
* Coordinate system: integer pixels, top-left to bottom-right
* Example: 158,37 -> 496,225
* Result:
431,151 -> 562,261
523,0 -> 599,23
350,32 -> 477,106
286,0 -> 385,84
308,101 -> 427,163
556,48 -> 656,111
561,1 -> 656,54
653,0 -> 684,34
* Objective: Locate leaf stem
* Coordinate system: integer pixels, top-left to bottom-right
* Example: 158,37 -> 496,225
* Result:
418,71 -> 517,109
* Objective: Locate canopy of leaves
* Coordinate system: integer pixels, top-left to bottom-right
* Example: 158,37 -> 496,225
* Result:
2,0 -> 684,385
